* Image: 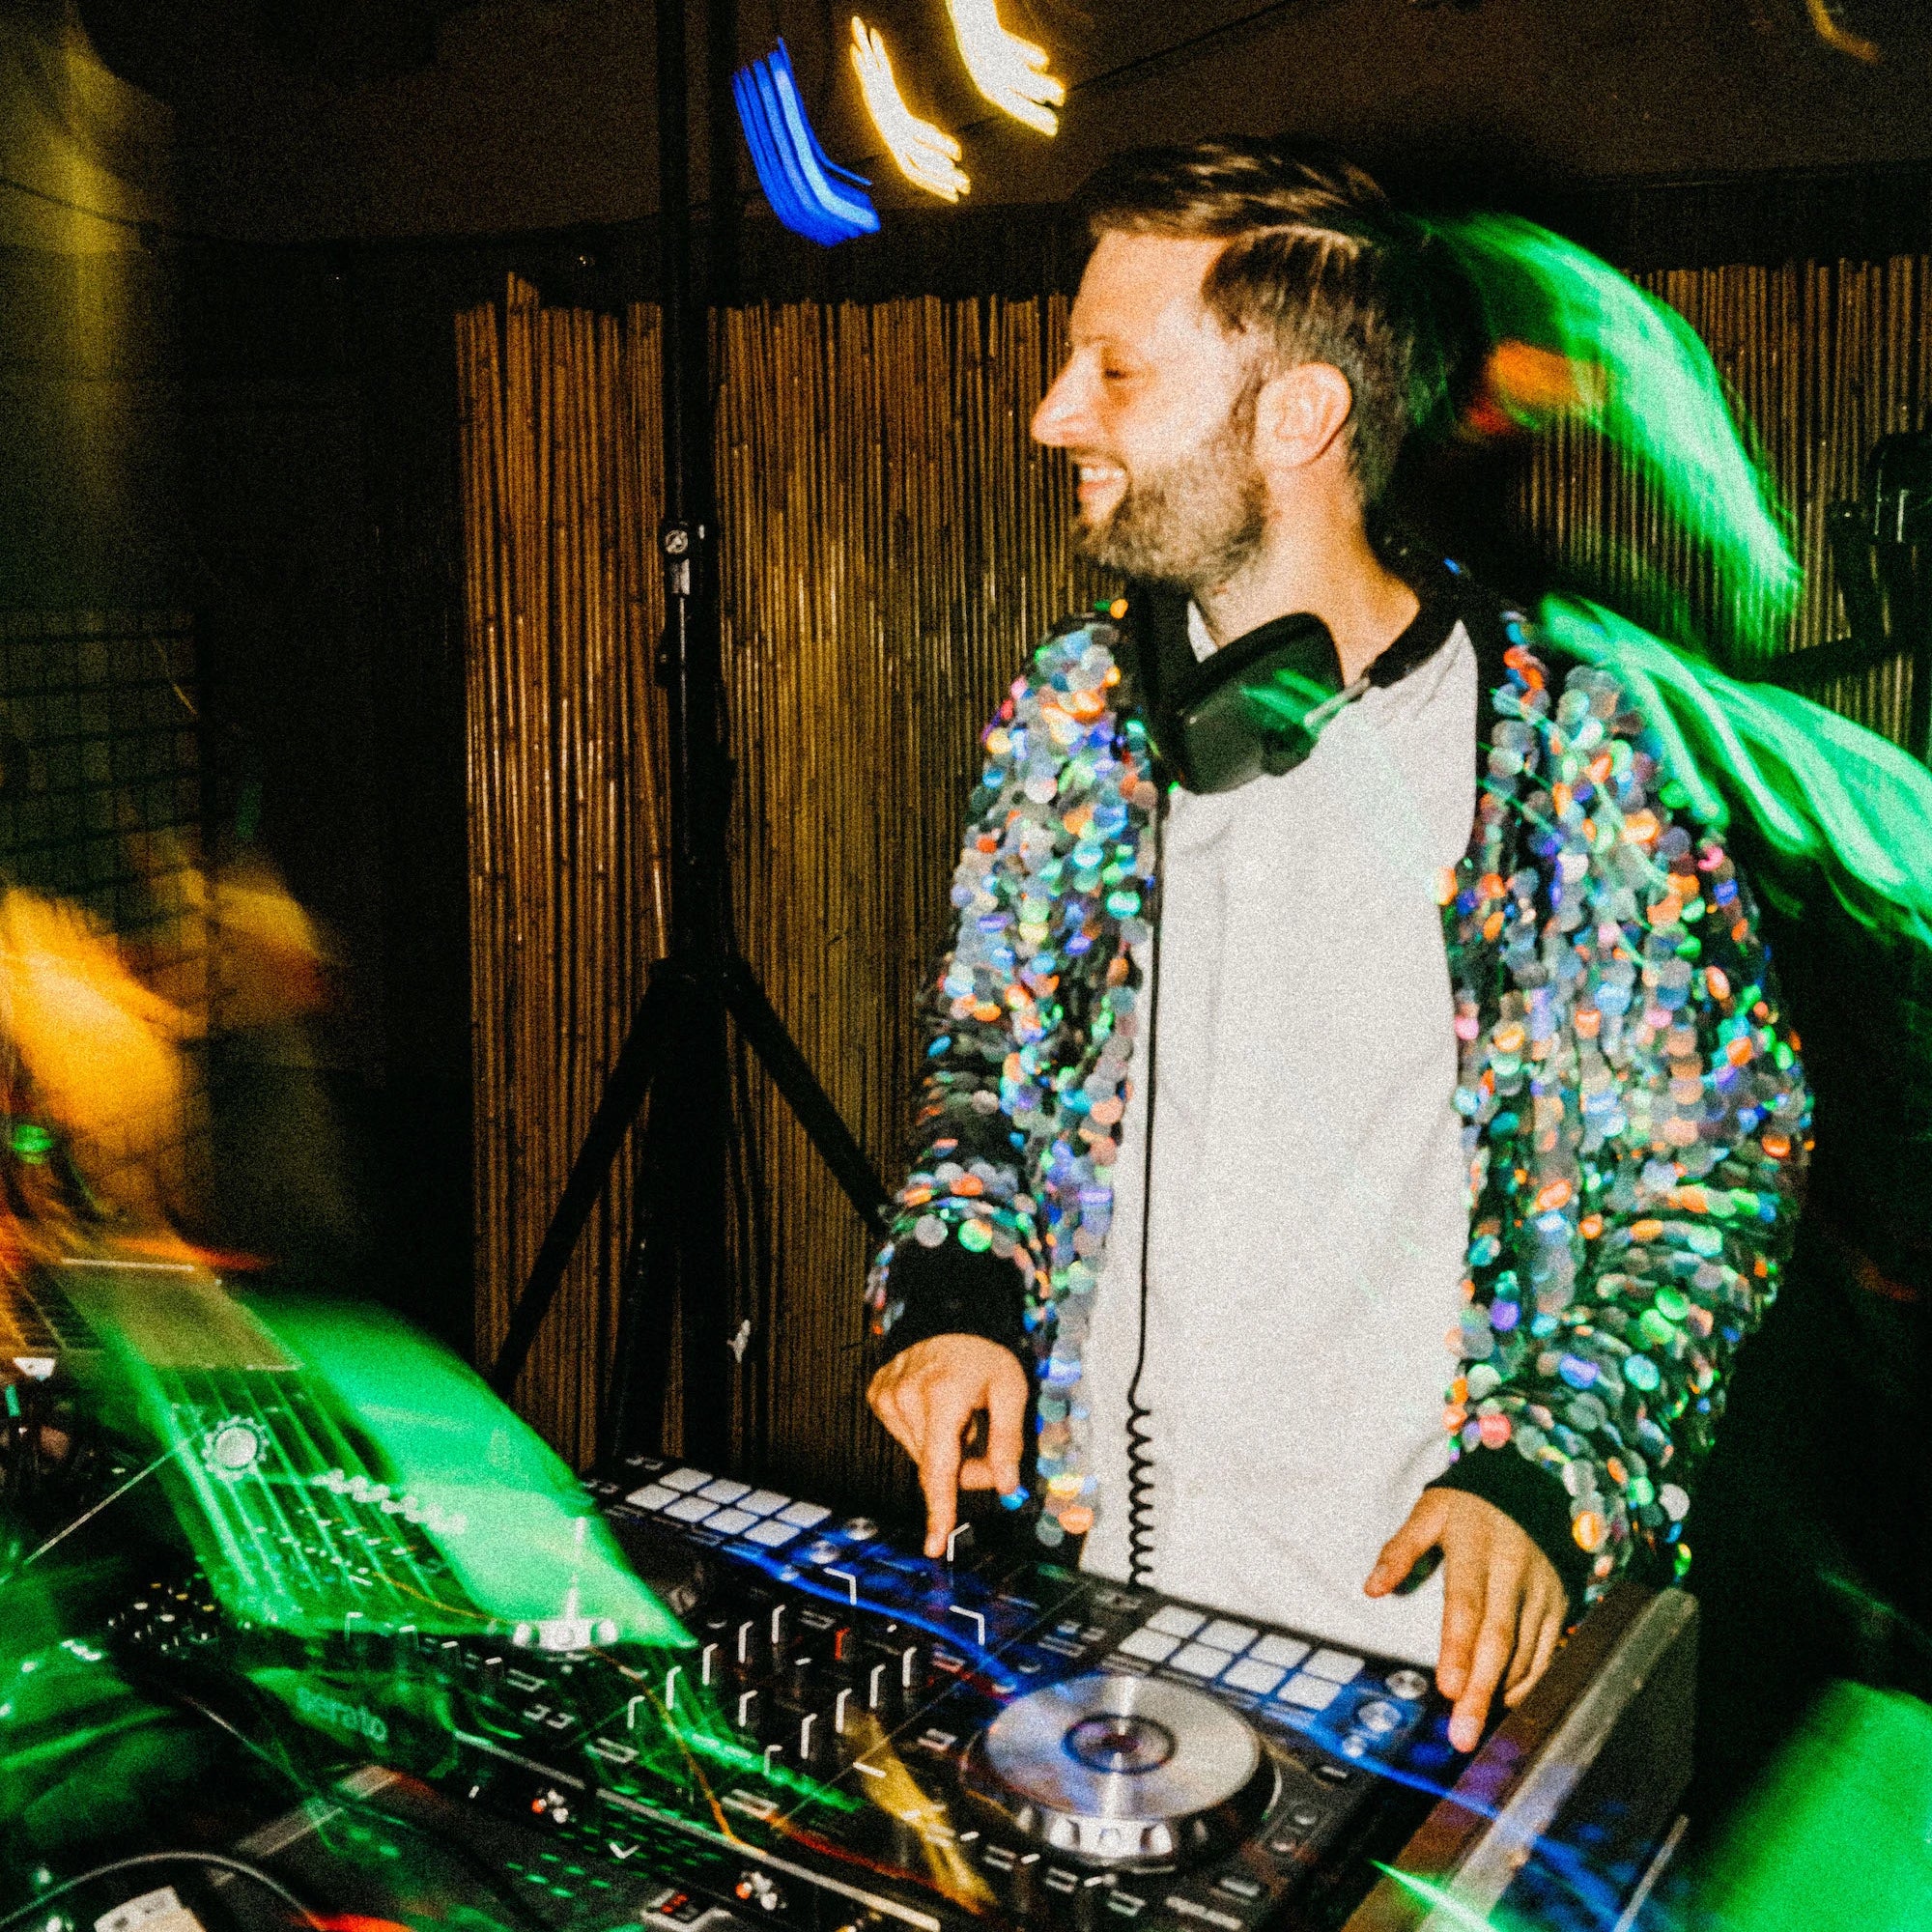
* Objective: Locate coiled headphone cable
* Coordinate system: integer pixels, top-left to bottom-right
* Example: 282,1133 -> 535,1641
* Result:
1122,783 -> 1168,1587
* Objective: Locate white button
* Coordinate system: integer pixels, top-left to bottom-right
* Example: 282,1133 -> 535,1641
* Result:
660,1467 -> 712,1493
1221,1657 -> 1285,1696
1277,1672 -> 1343,1712
1168,1642 -> 1225,1676
698,1478 -> 750,1504
1385,1668 -> 1430,1701
739,1490 -> 790,1517
1116,1628 -> 1180,1664
1199,1619 -> 1258,1653
1304,1647 -> 1363,1684
624,1483 -> 679,1512
1355,1699 -> 1402,1736
1250,1634 -> 1310,1670
665,1495 -> 718,1523
706,1508 -> 755,1535
777,1500 -> 832,1528
746,1519 -> 800,1548
1145,1605 -> 1206,1639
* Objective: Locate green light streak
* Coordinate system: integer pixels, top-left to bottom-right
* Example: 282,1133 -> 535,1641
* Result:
250,1294 -> 691,1646
1697,1683 -> 1932,1932
1243,663 -> 1336,730
1425,212 -> 1800,640
62,1267 -> 688,1646
1542,595 -> 1932,947
1370,1861 -> 1512,1932
674,1722 -> 863,1812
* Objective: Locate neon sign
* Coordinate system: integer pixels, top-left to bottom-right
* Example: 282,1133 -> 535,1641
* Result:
947,0 -> 1065,134
849,15 -> 971,203
733,41 -> 881,245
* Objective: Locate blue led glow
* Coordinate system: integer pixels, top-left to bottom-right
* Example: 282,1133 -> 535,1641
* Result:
733,42 -> 880,246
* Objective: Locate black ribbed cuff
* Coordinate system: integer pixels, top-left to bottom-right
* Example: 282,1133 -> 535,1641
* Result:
875,1239 -> 1031,1367
1428,1447 -> 1591,1607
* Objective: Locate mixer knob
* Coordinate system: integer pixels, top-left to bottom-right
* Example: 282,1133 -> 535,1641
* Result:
735,1618 -> 760,1670
1065,1869 -> 1114,1929
700,1641 -> 722,1687
786,1651 -> 821,1701
465,1647 -> 506,1690
769,1605 -> 789,1655
865,1660 -> 891,1715
732,1869 -> 785,1914
734,1687 -> 764,1736
897,1641 -> 924,1694
1007,1851 -> 1043,1916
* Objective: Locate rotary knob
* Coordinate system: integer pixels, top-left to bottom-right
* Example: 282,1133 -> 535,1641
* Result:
201,1417 -> 270,1481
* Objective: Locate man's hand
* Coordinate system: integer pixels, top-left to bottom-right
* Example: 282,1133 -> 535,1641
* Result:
1364,1489 -> 1568,1754
867,1335 -> 1029,1558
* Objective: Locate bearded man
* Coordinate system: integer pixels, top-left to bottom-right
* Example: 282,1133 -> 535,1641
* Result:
863,139 -> 1810,1755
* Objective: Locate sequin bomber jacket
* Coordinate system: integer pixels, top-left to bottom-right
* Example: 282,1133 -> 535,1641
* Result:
865,572 -> 1813,1611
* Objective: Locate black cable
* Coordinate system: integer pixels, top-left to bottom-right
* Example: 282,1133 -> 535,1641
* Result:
1122,782 -> 1169,1588
0,1852 -> 323,1931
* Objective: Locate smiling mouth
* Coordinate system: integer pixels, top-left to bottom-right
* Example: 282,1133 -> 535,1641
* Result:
1073,460 -> 1127,516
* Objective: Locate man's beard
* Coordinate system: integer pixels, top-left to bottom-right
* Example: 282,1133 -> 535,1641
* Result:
1074,390 -> 1267,593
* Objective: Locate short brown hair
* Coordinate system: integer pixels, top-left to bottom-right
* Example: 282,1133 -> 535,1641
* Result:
1077,139 -> 1434,503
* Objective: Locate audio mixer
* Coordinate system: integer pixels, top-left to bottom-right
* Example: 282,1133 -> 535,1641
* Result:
104,1443 -> 1703,1932
574,1453 -> 1456,1929
6,1259 -> 1695,1932
103,1447 -> 1450,1928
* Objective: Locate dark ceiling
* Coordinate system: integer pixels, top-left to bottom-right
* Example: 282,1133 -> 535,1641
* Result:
80,0 -> 487,92
69,0 -> 1932,243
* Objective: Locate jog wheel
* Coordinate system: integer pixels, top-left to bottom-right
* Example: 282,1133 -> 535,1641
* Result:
964,1672 -> 1276,1865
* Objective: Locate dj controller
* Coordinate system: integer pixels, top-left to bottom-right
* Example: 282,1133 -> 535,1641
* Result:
95,1448 -> 1699,1932
582,1454 -> 1451,1930
0,1256 -> 1692,1932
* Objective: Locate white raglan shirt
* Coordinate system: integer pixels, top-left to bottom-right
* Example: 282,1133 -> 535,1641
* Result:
1076,605 -> 1479,1666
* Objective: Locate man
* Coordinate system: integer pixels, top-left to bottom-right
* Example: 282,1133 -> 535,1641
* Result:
864,141 -> 1810,1754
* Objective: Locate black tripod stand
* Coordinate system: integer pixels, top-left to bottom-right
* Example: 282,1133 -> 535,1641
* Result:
487,0 -> 890,1466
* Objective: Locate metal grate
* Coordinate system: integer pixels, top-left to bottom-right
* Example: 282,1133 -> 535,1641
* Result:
0,611 -> 202,994
0,609 -> 209,1235
0,1271 -> 98,1358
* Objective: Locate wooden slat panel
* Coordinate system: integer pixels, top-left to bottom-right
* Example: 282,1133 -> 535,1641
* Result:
1520,255 -> 1931,742
461,261 -> 1927,1478
459,280 -> 668,1469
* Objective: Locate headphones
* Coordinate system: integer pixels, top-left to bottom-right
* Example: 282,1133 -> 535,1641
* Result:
1111,582 -> 1366,794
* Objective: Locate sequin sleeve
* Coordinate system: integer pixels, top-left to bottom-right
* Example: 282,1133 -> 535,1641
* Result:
865,619 -> 1159,1395
1436,639 -> 1814,1608
864,635 -> 1075,1364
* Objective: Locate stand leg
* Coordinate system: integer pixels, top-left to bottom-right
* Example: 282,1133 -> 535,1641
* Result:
602,1019 -> 687,1464
487,971 -> 674,1398
721,953 -> 893,1236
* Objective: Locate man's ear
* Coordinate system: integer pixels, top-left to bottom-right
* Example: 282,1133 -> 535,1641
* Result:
1255,362 -> 1355,474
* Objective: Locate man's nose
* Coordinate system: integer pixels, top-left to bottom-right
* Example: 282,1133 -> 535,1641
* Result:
1031,361 -> 1089,447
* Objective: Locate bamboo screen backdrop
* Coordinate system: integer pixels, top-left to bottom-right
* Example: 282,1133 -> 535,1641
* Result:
459,255 -> 1932,1499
